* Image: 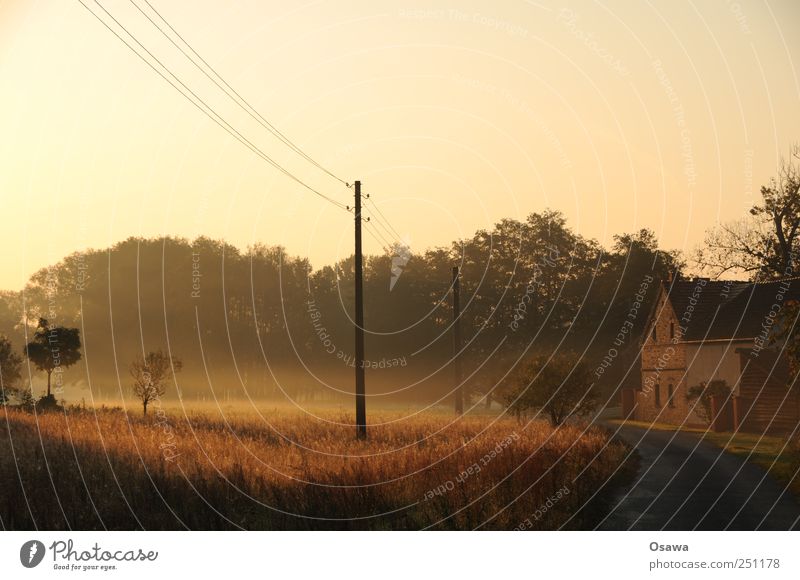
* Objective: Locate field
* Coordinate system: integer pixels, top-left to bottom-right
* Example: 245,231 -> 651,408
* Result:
0,404 -> 633,530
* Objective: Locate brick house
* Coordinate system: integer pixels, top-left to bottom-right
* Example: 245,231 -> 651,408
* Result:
622,276 -> 800,434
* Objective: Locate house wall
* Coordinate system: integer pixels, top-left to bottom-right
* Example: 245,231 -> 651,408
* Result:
635,286 -> 701,425
685,341 -> 749,394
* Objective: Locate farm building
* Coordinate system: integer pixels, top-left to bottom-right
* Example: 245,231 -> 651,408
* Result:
621,276 -> 800,434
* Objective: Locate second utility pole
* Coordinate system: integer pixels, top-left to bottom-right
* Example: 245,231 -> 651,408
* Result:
354,180 -> 367,440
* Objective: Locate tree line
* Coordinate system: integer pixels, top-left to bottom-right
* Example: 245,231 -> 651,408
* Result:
0,211 -> 680,407
1,149 -> 798,410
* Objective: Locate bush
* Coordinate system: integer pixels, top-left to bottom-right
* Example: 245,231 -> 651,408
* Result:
686,379 -> 730,423
35,394 -> 62,412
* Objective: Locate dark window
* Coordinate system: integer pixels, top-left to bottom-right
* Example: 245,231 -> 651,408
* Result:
668,384 -> 675,407
670,322 -> 675,339
654,384 -> 661,407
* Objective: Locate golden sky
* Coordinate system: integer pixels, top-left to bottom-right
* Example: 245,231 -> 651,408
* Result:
1,0 -> 799,290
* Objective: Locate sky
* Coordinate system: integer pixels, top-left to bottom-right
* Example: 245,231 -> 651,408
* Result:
1,0 -> 799,290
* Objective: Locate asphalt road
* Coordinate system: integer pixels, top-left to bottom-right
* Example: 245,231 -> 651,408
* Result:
598,424 -> 800,530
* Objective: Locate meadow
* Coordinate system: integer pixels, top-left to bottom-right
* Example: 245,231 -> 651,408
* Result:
0,404 -> 633,530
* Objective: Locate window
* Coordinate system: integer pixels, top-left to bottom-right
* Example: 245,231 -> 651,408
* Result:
651,325 -> 657,343
654,383 -> 661,407
668,384 -> 675,407
670,322 -> 675,339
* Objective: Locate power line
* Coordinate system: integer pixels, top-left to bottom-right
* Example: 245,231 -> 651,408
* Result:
362,222 -> 389,252
363,205 -> 400,246
364,195 -> 403,241
363,220 -> 393,250
346,203 -> 393,251
348,204 -> 391,250
130,0 -> 349,187
78,0 -> 348,211
363,196 -> 405,247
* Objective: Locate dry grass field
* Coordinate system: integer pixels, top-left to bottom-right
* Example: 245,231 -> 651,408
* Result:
0,404 -> 633,530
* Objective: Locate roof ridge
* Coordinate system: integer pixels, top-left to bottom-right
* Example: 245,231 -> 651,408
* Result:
667,276 -> 800,287
752,275 -> 800,285
668,277 -> 749,284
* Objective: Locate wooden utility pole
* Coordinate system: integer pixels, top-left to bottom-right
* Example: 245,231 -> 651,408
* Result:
452,266 -> 463,415
354,181 -> 367,439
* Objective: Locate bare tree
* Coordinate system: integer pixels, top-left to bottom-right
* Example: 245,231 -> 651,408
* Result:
130,350 -> 182,416
696,146 -> 800,279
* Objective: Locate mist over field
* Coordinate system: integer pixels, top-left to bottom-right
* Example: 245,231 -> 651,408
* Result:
0,213 -> 676,408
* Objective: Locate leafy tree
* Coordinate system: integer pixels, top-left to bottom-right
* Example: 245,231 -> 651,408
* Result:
23,318 -> 81,398
696,147 -> 800,278
607,229 -> 684,282
0,335 -> 22,404
686,379 -> 731,423
590,228 -> 683,332
504,352 -> 598,425
130,350 -> 182,415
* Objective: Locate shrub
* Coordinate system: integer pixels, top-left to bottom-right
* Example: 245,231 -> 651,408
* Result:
686,379 -> 730,423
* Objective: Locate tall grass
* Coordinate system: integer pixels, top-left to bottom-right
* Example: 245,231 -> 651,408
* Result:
0,406 -> 632,530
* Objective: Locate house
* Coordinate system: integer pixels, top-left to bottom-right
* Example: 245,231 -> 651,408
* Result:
621,275 -> 800,434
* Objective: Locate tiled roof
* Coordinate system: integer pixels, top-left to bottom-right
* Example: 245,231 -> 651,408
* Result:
665,277 -> 800,341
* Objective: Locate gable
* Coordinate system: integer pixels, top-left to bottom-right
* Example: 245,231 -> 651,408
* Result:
643,283 -> 679,345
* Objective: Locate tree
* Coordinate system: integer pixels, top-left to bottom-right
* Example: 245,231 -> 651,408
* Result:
696,147 -> 800,279
503,352 -> 599,425
0,335 -> 22,404
130,350 -> 182,415
23,318 -> 81,398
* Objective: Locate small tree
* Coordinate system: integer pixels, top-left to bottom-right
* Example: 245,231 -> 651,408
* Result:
24,318 -> 81,398
17,388 -> 35,411
686,379 -> 731,423
504,352 -> 598,425
0,335 -> 22,405
130,350 -> 182,416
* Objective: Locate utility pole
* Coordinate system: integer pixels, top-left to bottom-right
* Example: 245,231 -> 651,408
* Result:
452,266 -> 463,415
354,180 -> 367,439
